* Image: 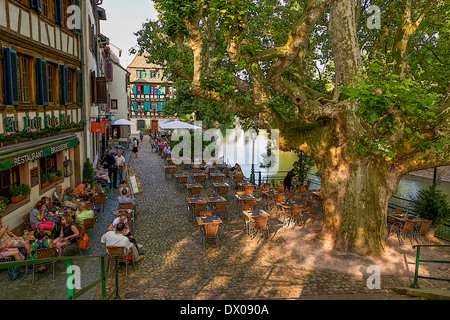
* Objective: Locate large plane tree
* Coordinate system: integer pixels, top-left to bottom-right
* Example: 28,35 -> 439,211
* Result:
133,0 -> 450,254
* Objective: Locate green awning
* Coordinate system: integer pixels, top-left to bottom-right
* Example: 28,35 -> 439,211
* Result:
0,136 -> 79,171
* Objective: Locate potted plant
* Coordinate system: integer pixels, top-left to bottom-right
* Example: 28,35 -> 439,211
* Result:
41,172 -> 49,188
55,169 -> 62,179
0,196 -> 10,212
47,171 -> 57,183
9,184 -> 30,203
413,182 -> 450,238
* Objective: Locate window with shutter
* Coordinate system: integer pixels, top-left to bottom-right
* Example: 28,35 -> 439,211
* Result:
59,65 -> 68,105
2,48 -> 20,105
105,62 -> 113,82
31,0 -> 43,14
90,71 -> 96,104
76,70 -> 82,106
95,77 -> 107,104
48,63 -> 55,104
67,69 -> 73,104
36,58 -> 49,105
18,55 -> 31,103
54,0 -> 63,26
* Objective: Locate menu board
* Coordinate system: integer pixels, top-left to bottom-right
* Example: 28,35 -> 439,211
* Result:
128,175 -> 143,194
30,167 -> 39,188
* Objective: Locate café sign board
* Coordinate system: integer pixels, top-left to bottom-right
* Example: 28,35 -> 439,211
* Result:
4,114 -> 71,133
0,137 -> 79,171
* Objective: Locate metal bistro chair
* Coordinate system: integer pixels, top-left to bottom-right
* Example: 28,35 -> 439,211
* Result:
106,246 -> 134,277
285,205 -> 304,228
28,247 -> 57,283
189,201 -> 207,222
82,216 -> 98,238
249,215 -> 270,240
242,206 -> 254,235
93,194 -> 107,212
213,201 -> 229,222
176,175 -> 188,190
414,219 -> 433,244
391,219 -> 418,244
201,223 -> 220,250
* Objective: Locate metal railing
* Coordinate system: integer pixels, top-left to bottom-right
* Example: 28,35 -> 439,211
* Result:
0,255 -> 122,300
410,245 -> 450,289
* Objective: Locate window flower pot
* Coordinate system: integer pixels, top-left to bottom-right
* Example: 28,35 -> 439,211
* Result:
41,181 -> 50,188
10,195 -> 25,203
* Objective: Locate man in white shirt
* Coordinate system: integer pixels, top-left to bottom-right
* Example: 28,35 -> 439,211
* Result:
114,150 -> 126,181
101,222 -> 142,262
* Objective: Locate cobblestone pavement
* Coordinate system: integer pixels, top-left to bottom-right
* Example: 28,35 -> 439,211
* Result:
1,139 -> 447,300
0,149 -> 133,300
100,139 -> 442,301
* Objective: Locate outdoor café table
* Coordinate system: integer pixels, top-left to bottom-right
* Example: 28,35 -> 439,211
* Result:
164,165 -> 177,179
210,172 -> 225,183
55,209 -> 75,218
262,190 -> 282,208
216,164 -> 228,173
277,201 -> 302,220
235,193 -> 256,212
74,198 -> 91,205
113,208 -> 133,217
205,196 -> 227,206
212,182 -> 230,195
242,209 -> 269,235
196,215 -> 223,226
23,230 -> 36,243
238,182 -> 255,193
174,173 -> 189,183
95,170 -> 110,184
186,183 -> 204,196
193,172 -> 207,183
186,197 -> 208,221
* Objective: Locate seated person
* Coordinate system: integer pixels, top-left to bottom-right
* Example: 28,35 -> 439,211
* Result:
94,184 -> 104,196
53,214 -> 79,257
101,222 -> 143,262
53,184 -> 78,210
0,243 -> 25,262
30,201 -> 55,231
119,180 -> 132,197
30,229 -> 53,272
75,202 -> 95,226
40,196 -> 59,222
230,163 -> 242,175
117,188 -> 135,206
73,179 -> 91,197
108,213 -> 130,231
0,218 -> 32,255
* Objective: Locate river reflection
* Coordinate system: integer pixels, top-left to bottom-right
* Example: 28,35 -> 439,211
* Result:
219,131 -> 450,202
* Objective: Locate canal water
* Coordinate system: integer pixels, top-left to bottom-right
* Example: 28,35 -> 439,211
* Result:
216,129 -> 450,203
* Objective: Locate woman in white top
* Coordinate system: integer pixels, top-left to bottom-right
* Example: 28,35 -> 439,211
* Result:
132,138 -> 138,158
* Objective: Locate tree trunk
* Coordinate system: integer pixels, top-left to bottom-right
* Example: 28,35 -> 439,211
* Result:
309,113 -> 403,254
317,156 -> 401,254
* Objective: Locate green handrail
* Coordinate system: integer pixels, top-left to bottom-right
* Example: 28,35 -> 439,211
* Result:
0,255 -> 120,300
410,245 -> 450,289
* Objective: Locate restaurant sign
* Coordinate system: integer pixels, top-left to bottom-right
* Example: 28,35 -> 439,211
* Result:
0,137 -> 79,171
4,114 -> 71,132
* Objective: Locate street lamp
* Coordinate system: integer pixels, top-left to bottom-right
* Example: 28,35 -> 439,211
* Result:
250,129 -> 258,185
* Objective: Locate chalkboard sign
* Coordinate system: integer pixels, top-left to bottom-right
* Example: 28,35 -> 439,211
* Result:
128,174 -> 143,194
30,167 -> 39,188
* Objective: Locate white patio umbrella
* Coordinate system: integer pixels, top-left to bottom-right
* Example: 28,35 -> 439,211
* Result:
113,118 -> 136,125
158,119 -> 175,125
159,120 -> 201,130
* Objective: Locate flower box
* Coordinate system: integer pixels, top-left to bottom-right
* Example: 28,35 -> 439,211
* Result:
10,195 -> 25,203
